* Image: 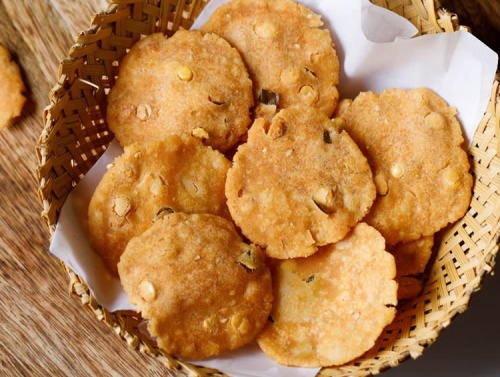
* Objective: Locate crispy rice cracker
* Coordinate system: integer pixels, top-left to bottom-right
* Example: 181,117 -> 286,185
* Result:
340,88 -> 473,245
226,106 -> 376,259
107,30 -> 253,152
201,0 -> 339,117
118,213 -> 273,359
257,223 -> 397,367
0,45 -> 26,129
88,135 -> 231,275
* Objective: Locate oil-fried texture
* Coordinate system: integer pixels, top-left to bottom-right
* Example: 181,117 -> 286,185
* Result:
341,88 -> 473,245
226,106 -> 376,259
388,235 -> 434,300
107,31 -> 253,152
88,135 -> 231,275
0,45 -> 26,129
201,0 -> 339,117
118,213 -> 273,359
257,223 -> 397,367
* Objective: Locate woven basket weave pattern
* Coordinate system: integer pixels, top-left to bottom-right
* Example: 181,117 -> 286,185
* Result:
36,1 -> 499,376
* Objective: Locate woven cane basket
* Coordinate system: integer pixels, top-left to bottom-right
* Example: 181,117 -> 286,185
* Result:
35,0 -> 500,376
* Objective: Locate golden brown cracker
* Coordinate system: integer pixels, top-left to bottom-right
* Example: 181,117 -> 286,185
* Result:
88,135 -> 231,275
226,107 -> 376,259
118,213 -> 273,359
396,277 -> 424,300
0,45 -> 26,129
107,30 -> 253,152
342,88 -> 472,245
257,223 -> 397,367
201,0 -> 340,116
388,235 -> 434,277
388,235 -> 434,300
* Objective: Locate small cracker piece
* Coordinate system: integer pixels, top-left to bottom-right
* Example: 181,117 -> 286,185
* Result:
88,135 -> 231,276
201,0 -> 340,117
107,30 -> 253,152
257,223 -> 397,367
118,213 -> 273,359
0,45 -> 26,129
226,106 -> 376,259
341,88 -> 473,245
388,235 -> 434,300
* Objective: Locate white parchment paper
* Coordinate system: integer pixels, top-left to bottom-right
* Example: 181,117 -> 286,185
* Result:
50,1 -> 498,376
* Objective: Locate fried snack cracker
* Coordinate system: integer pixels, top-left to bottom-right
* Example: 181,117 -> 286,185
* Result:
201,0 -> 340,117
341,88 -> 473,245
226,106 -> 376,259
88,135 -> 231,275
118,213 -> 273,359
257,223 -> 397,367
397,276 -> 424,300
0,45 -> 26,129
388,235 -> 434,300
107,30 -> 253,152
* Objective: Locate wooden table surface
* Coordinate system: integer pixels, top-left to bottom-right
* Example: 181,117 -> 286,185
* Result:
1,1 -> 499,377
0,1 -> 172,375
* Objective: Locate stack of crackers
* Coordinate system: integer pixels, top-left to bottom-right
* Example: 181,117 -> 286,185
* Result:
87,0 -> 473,368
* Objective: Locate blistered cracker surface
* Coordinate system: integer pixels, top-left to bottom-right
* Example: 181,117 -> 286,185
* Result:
106,30 -> 253,152
201,0 -> 339,117
257,223 -> 397,367
0,46 -> 26,129
225,106 -> 376,259
117,213 -> 273,359
88,135 -> 231,276
341,88 -> 473,245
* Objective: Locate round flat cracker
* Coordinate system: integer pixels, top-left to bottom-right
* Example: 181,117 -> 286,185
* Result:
0,45 -> 26,129
257,223 -> 397,367
200,0 -> 339,117
226,106 -> 376,259
118,213 -> 273,359
107,30 -> 253,152
88,135 -> 231,275
341,88 -> 473,245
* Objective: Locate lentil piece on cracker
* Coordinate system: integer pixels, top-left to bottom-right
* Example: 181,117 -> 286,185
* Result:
225,106 -> 376,259
118,213 -> 273,359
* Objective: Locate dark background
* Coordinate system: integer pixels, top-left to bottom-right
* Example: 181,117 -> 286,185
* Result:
440,0 -> 500,64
